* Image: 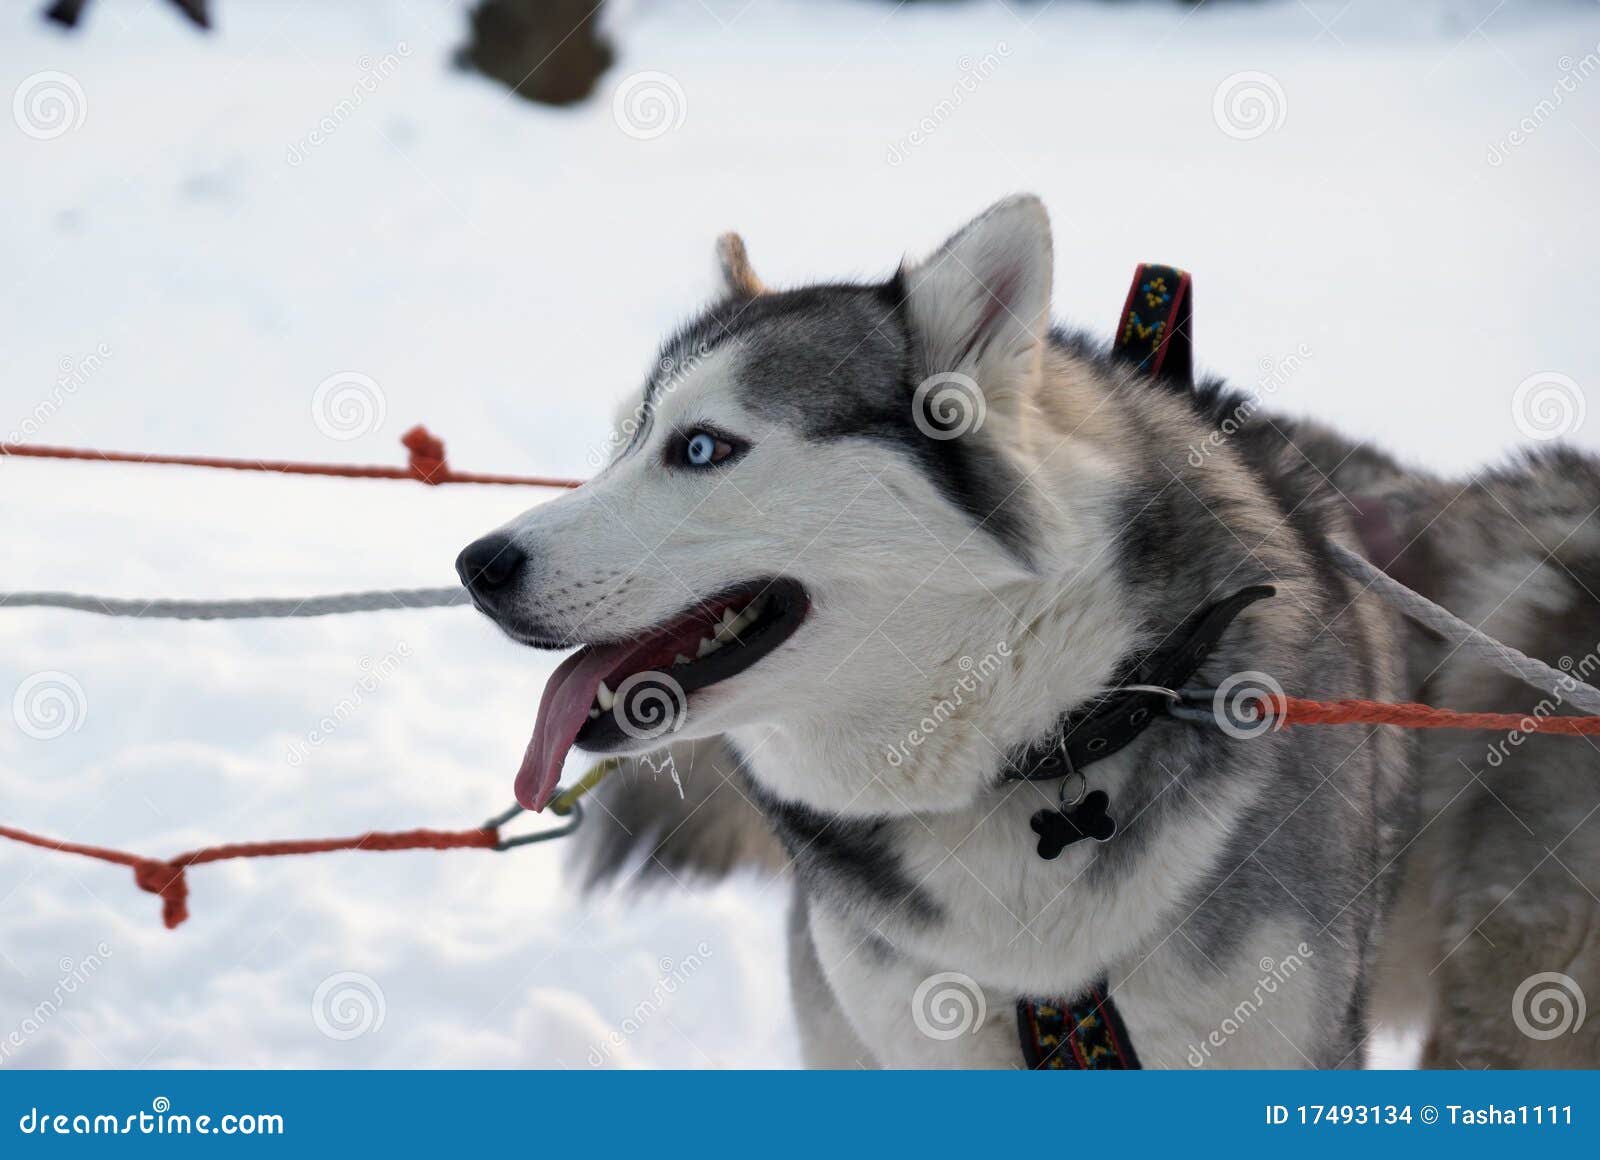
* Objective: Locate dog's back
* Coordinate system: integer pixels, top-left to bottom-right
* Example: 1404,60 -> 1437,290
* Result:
1384,447 -> 1600,1067
1274,428 -> 1600,1066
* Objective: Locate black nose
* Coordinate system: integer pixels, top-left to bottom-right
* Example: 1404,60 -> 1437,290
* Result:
456,533 -> 526,596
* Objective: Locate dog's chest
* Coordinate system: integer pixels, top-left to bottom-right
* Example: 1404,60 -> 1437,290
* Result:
766,785 -> 1153,995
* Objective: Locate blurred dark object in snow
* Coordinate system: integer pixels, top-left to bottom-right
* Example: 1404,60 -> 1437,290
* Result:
455,0 -> 614,107
44,0 -> 210,30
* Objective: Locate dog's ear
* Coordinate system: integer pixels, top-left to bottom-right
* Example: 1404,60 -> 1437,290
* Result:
901,195 -> 1052,409
716,231 -> 765,297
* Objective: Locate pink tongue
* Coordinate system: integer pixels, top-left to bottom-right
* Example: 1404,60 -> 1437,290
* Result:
516,641 -> 640,811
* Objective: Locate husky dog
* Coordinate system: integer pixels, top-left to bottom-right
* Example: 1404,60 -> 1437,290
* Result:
460,196 -> 1427,1067
1282,437 -> 1600,1068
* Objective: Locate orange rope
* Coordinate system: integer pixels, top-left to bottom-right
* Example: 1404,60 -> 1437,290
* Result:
1270,695 -> 1600,735
0,822 -> 498,930
4,694 -> 1598,930
0,425 -> 584,490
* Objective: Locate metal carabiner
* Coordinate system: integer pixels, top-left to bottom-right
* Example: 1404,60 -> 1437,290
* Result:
1166,686 -> 1219,726
482,798 -> 585,851
1167,686 -> 1274,734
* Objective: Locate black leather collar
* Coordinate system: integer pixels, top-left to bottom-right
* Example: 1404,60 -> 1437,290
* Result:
1004,584 -> 1276,785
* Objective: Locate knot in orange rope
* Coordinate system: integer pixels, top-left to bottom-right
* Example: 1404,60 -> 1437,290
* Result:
402,425 -> 449,484
132,859 -> 190,929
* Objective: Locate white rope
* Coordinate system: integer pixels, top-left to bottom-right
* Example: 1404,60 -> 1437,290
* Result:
9,544 -> 1598,720
0,586 -> 468,620
1327,542 -> 1600,717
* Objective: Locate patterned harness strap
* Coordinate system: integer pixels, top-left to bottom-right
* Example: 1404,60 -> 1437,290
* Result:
1017,981 -> 1141,1070
1113,262 -> 1193,387
1015,262 -> 1193,1071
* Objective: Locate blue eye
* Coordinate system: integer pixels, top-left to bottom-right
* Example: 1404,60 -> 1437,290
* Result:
686,433 -> 716,465
684,431 -> 729,467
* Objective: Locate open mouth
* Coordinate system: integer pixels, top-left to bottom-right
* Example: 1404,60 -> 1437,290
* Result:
515,577 -> 808,811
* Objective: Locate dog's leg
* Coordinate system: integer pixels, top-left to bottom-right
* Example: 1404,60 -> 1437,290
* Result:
787,891 -> 876,1068
1421,809 -> 1600,1069
805,905 -> 1022,1068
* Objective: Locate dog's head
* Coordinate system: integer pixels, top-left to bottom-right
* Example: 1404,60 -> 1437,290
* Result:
462,196 -> 1073,811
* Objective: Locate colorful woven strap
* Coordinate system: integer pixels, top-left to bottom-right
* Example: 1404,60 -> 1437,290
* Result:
1010,261 -> 1190,1070
1017,982 -> 1141,1069
1113,263 -> 1193,388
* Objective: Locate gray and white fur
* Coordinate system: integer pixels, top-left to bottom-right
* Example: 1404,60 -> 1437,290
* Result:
467,197 -> 1595,1067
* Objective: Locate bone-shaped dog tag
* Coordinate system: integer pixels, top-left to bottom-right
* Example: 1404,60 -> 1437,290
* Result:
1030,790 -> 1116,860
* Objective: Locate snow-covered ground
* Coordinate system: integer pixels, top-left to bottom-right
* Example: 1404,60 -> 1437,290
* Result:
1,0 -> 1597,1068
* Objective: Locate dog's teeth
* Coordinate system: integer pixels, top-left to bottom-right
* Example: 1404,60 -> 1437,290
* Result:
696,636 -> 719,658
596,681 -> 615,710
714,621 -> 738,643
719,608 -> 738,629
674,653 -> 692,666
588,707 -> 600,719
